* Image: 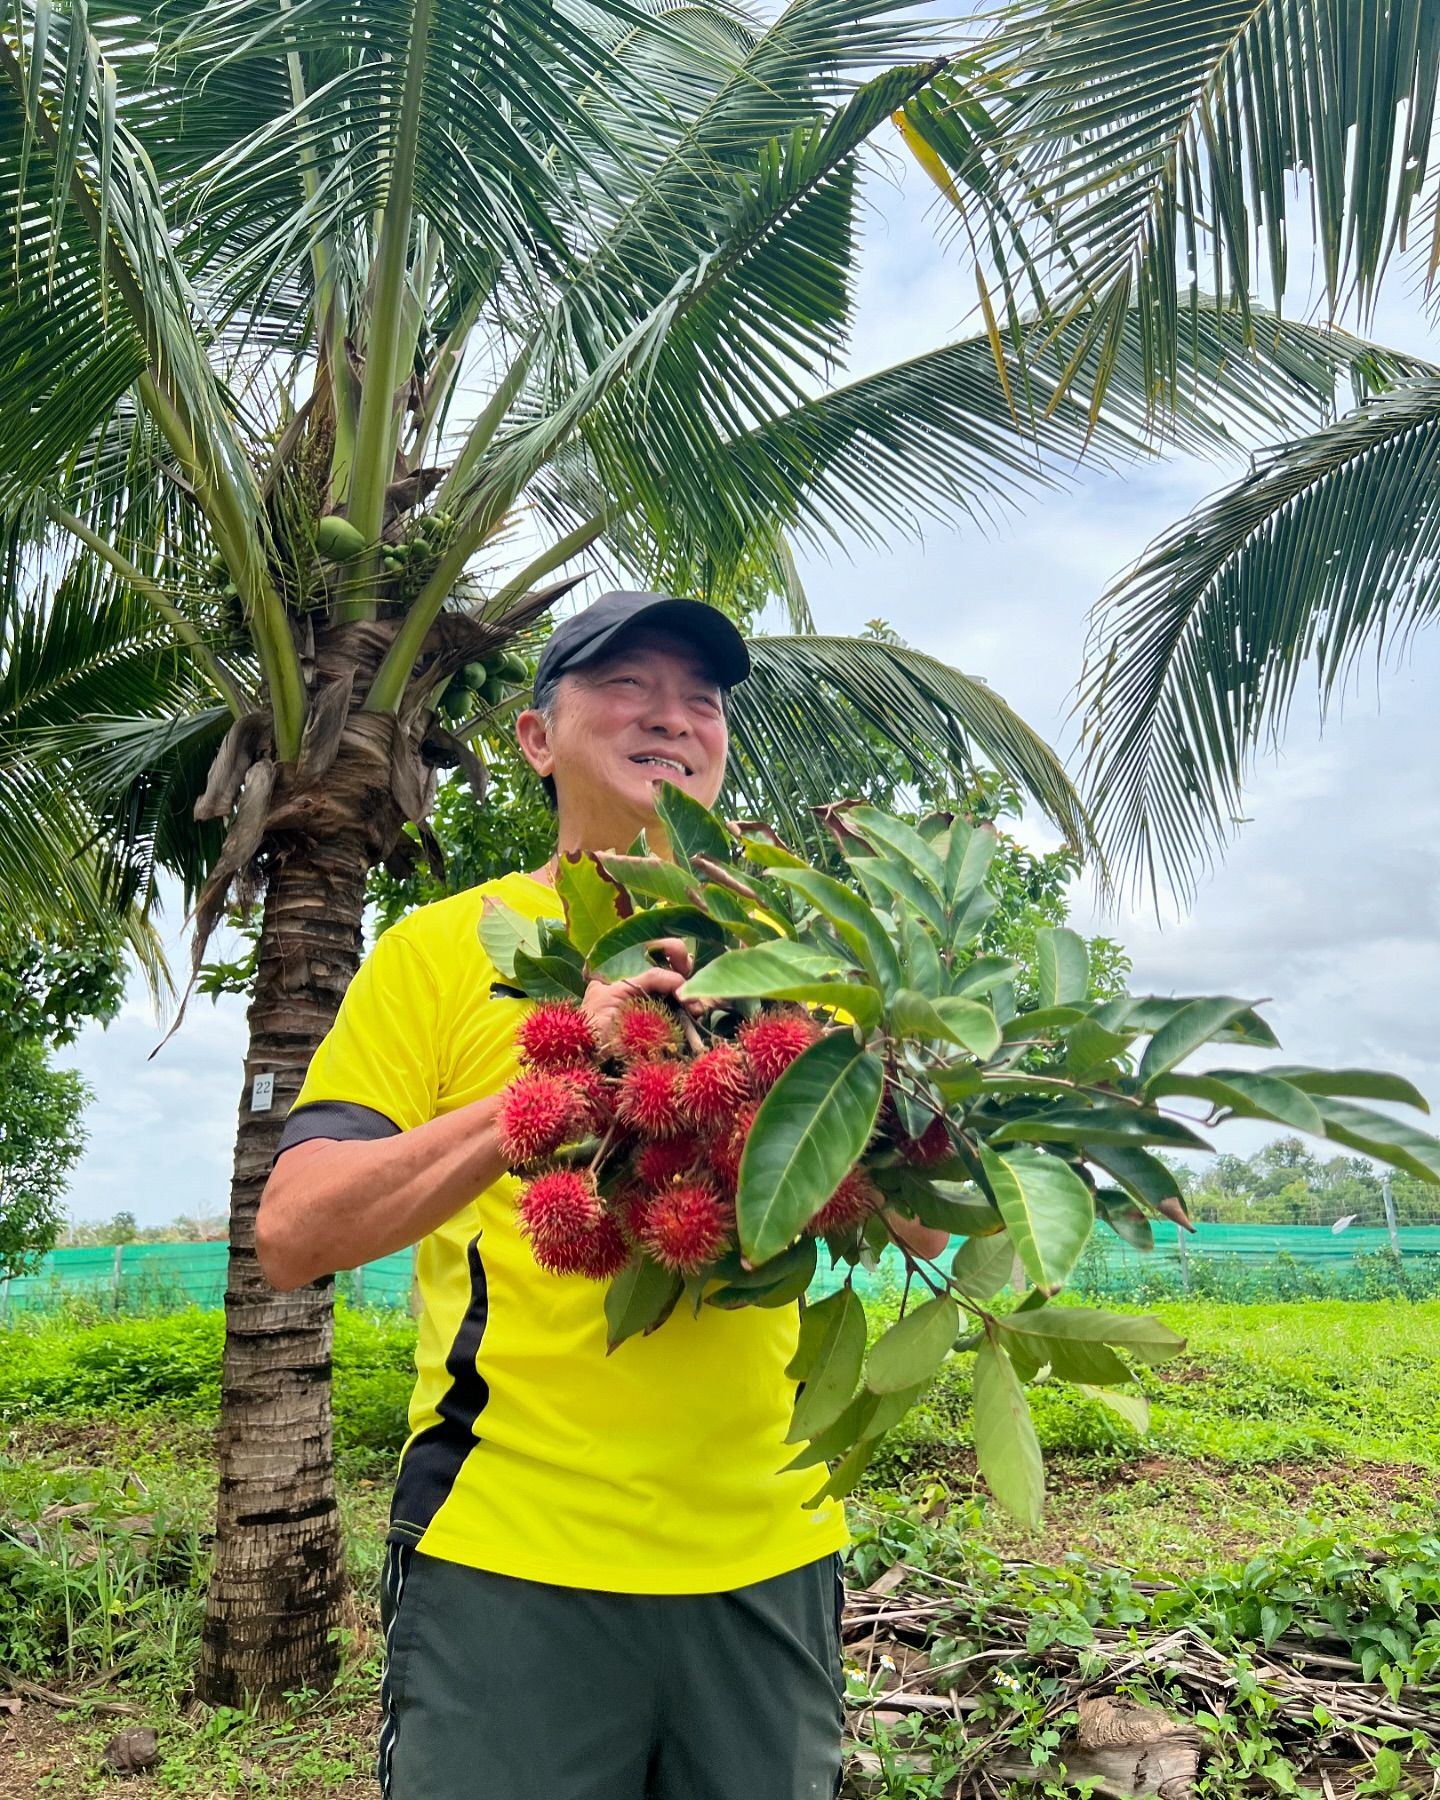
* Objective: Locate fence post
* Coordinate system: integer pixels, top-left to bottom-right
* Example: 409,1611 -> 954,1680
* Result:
1382,1174 -> 1402,1259
1176,1224 -> 1191,1295
112,1243 -> 124,1310
0,1274 -> 9,1325
353,1263 -> 366,1308
410,1244 -> 422,1319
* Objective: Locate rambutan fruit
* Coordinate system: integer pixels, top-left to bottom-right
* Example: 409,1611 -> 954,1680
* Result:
739,1009 -> 821,1088
708,1102 -> 758,1193
613,998 -> 682,1062
904,1116 -> 952,1166
556,1063 -> 612,1133
613,1187 -> 655,1245
516,1001 -> 597,1070
680,1043 -> 751,1129
498,1073 -> 580,1166
640,1181 -> 733,1274
576,1212 -> 631,1281
616,1058 -> 686,1137
807,1169 -> 883,1237
635,1135 -> 702,1187
518,1169 -> 601,1274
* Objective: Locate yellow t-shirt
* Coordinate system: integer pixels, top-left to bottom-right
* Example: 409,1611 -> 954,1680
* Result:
284,871 -> 849,1592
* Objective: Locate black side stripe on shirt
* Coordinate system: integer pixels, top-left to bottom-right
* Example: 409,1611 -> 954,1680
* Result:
388,1233 -> 492,1543
273,1099 -> 400,1158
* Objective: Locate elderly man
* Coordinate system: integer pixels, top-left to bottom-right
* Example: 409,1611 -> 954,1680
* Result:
257,591 -> 944,1799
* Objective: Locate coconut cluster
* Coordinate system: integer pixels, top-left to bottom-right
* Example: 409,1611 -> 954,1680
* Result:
501,995 -> 903,1283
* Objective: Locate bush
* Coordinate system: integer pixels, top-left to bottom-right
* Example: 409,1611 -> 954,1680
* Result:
0,1304 -> 419,1459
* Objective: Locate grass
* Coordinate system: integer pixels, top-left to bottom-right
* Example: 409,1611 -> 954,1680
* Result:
1,1297 -> 1437,1794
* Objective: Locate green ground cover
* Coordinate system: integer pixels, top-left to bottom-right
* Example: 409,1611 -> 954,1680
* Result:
1,1299 -> 1436,1795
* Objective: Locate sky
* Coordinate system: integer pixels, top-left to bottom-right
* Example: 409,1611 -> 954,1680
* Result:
52,141 -> 1440,1229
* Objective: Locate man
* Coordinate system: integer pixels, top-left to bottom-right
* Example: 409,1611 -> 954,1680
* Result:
257,591 -> 945,1799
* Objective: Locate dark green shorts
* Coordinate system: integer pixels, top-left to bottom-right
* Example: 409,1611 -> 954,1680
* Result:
377,1543 -> 845,1799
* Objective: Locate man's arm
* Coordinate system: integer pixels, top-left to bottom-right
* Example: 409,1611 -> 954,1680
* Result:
257,956 -> 697,1292
257,1095 -> 508,1291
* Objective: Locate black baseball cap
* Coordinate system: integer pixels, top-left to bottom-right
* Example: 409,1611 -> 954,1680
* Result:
532,591 -> 750,704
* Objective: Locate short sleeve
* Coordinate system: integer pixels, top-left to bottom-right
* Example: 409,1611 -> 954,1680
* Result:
281,926 -> 443,1146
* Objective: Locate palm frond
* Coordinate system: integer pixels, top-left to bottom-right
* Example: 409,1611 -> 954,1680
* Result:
729,635 -> 1097,861
1080,375 -> 1440,898
905,0 -> 1440,413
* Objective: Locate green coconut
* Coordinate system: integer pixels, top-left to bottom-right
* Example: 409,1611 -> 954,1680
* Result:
315,515 -> 368,563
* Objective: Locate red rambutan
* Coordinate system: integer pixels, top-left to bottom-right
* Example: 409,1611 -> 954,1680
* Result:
904,1116 -> 952,1166
518,1169 -> 602,1273
640,1181 -> 733,1274
498,1073 -> 580,1166
613,998 -> 682,1062
576,1211 -> 632,1281
708,1102 -> 758,1192
613,1187 -> 655,1245
808,1169 -> 883,1237
556,1063 -> 612,1133
635,1135 -> 703,1187
616,1058 -> 686,1137
680,1043 -> 751,1129
516,1001 -> 597,1070
739,1009 -> 821,1088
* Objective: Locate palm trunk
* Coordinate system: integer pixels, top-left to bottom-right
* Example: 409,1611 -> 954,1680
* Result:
197,827 -> 369,1707
197,628 -> 421,1708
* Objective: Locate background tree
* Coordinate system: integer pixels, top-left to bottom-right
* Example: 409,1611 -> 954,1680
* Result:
1,0 -> 1421,1704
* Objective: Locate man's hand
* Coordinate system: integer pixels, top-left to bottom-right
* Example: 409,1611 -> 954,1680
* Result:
580,937 -> 701,1053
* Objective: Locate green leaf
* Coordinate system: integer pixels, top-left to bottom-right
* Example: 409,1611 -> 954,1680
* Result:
1261,1067 -> 1430,1113
848,854 -> 946,934
890,989 -> 1000,1059
871,1169 -> 999,1237
1095,1190 -> 1155,1251
653,781 -> 730,868
1148,1071 -> 1325,1136
1309,1097 -> 1440,1185
990,1105 -> 1209,1151
999,1320 -> 1133,1387
732,826 -> 808,871
554,853 -> 625,956
979,1147 -> 1095,1294
477,899 -> 545,981
738,1036 -> 886,1263
946,884 -> 999,950
1035,927 -> 1089,1009
587,906 -> 722,978
1085,1144 -> 1185,1214
605,1256 -> 683,1352
866,1296 -> 960,1394
1001,1005 -> 1090,1041
1077,1385 -> 1150,1434
944,818 -> 998,909
681,940 -> 848,993
781,1379 -> 929,1471
1064,1019 -> 1134,1079
785,1287 -> 867,1443
898,912 -> 946,998
1138,998 -> 1276,1084
705,1237 -> 817,1309
846,806 -> 947,898
512,948 -> 588,1001
767,868 -> 902,994
949,956 -> 1020,999
804,1432 -> 883,1508
998,1306 -> 1185,1365
972,1336 -> 1044,1528
949,1230 -> 1015,1300
597,855 -> 698,908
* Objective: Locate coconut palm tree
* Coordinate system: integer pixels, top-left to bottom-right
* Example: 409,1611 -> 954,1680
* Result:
0,0 -> 1406,1703
897,0 -> 1440,895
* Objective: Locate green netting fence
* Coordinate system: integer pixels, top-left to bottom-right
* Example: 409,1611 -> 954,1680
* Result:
5,1221 -> 1440,1321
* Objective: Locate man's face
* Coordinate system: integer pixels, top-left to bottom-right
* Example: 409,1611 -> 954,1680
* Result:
518,629 -> 730,840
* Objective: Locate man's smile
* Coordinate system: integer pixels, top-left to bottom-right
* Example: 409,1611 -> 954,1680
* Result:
630,752 -> 694,777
